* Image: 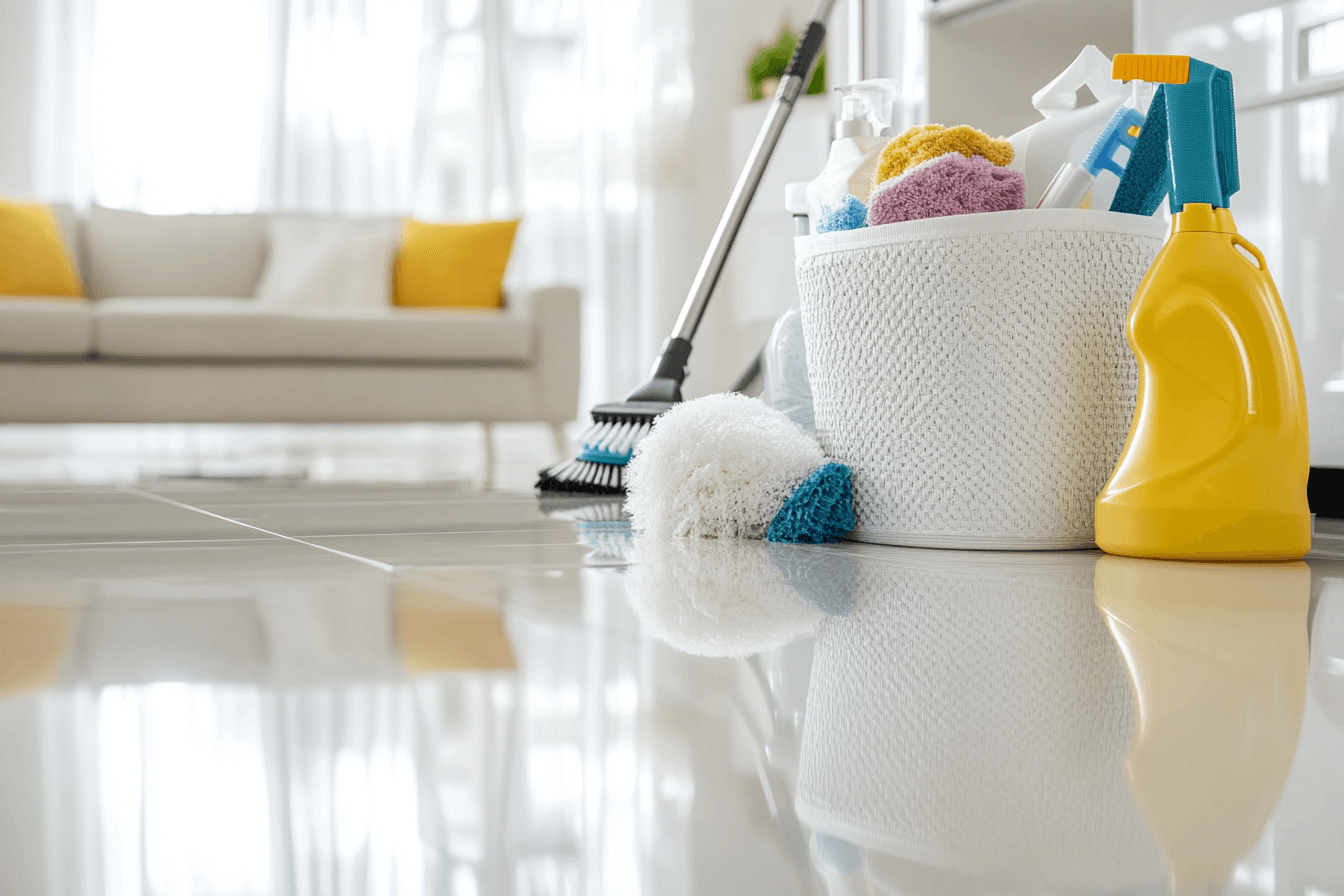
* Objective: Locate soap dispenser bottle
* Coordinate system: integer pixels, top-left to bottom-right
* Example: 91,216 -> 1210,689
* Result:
804,79 -> 897,231
1095,55 -> 1311,561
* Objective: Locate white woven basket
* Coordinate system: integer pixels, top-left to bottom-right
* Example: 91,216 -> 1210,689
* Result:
795,208 -> 1167,549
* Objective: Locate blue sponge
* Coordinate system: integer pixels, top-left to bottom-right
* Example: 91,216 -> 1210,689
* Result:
767,462 -> 855,543
816,194 -> 867,233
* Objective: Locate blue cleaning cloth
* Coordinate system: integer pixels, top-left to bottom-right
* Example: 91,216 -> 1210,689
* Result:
816,194 -> 867,233
767,462 -> 855,543
812,832 -> 864,877
1164,58 -> 1240,210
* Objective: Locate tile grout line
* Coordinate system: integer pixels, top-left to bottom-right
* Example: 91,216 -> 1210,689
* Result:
118,486 -> 395,573
0,537 -> 281,550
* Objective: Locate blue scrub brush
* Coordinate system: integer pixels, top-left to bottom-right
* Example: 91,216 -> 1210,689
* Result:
1084,106 -> 1146,179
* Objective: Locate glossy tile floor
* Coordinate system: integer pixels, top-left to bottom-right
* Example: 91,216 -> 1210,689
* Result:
2,425 -> 1344,896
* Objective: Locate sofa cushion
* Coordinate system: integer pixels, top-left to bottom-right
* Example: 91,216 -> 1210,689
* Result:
254,217 -> 401,308
394,217 -> 519,309
0,199 -> 84,297
94,298 -> 531,362
0,298 -> 94,356
84,205 -> 269,299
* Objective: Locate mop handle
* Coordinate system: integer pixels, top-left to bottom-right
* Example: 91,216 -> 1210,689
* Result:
670,0 -> 836,344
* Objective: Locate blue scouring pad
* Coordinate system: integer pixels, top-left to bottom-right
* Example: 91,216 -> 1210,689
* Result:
767,462 -> 855,543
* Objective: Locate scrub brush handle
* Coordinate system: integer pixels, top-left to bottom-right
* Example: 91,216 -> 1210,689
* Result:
673,0 -> 833,344
634,0 -> 834,404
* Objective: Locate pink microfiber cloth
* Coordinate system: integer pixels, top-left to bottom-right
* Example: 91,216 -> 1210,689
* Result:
867,152 -> 1025,226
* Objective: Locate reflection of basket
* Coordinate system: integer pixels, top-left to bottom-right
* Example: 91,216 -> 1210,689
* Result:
795,209 -> 1167,549
794,549 -> 1164,890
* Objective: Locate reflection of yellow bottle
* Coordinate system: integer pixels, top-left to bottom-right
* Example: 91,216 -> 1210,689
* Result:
1095,56 -> 1311,560
1094,556 -> 1309,895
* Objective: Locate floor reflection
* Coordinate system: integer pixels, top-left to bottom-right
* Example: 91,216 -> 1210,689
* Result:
3,480 -> 1344,895
1096,558 -> 1310,896
793,548 -> 1164,894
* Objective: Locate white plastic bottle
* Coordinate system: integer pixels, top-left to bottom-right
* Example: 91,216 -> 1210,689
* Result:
1008,46 -> 1128,209
804,79 -> 899,230
765,182 -> 819,430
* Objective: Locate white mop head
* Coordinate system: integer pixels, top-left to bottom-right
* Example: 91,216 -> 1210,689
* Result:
625,392 -> 826,539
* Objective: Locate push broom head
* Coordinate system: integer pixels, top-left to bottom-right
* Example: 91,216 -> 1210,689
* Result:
536,337 -> 691,495
535,400 -> 672,494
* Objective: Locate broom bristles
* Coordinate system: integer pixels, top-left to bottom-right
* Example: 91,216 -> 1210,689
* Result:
536,410 -> 659,494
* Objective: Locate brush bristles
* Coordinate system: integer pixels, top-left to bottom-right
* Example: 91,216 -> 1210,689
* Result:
576,419 -> 654,456
536,407 -> 663,494
536,459 -> 627,493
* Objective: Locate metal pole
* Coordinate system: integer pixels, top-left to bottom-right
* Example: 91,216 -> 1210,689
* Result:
668,0 -> 838,344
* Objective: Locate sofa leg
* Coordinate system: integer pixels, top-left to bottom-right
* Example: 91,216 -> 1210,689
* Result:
549,422 -> 569,460
482,422 -> 496,490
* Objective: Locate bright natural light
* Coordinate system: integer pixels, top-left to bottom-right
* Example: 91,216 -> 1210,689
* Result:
98,684 -> 273,896
91,0 -> 273,213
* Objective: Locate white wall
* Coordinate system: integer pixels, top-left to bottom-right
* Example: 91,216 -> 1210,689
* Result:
927,0 -> 1133,140
657,0 -> 821,400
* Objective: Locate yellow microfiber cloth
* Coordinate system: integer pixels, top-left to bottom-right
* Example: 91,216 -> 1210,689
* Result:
872,124 -> 1014,192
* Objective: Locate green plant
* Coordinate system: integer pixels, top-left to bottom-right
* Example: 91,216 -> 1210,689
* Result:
747,28 -> 825,101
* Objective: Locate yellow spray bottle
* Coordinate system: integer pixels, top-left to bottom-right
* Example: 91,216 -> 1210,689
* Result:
1095,55 -> 1311,561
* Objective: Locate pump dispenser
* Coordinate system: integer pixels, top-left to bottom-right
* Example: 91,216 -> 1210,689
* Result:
804,79 -> 898,229
1095,55 -> 1311,560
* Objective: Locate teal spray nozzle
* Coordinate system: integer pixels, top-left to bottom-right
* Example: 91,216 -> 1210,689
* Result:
1108,55 -> 1240,216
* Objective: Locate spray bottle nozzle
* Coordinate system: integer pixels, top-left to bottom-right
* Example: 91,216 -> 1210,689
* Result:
1111,54 -> 1240,213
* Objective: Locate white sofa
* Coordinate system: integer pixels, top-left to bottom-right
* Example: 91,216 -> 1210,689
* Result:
0,205 -> 580,440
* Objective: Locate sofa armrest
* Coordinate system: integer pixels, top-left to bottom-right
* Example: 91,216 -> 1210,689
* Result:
507,286 -> 581,422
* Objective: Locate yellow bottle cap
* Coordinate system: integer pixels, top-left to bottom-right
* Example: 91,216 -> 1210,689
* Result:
1112,54 -> 1190,84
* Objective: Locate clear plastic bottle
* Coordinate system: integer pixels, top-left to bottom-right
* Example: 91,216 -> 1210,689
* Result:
759,305 -> 814,432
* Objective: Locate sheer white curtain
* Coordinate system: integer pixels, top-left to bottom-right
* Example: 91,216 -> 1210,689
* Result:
30,0 -> 694,406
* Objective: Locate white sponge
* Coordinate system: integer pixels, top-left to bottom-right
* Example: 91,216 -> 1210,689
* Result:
625,393 -> 824,539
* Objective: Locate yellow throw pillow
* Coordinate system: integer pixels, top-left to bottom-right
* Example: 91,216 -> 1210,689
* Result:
394,217 -> 519,309
0,198 -> 83,297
